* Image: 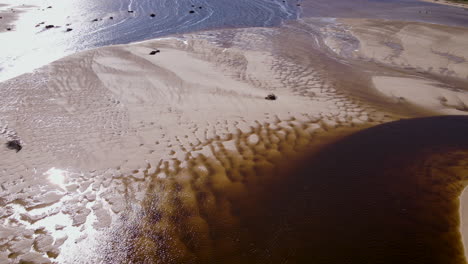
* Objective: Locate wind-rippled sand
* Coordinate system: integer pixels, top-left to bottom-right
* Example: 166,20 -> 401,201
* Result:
0,18 -> 468,263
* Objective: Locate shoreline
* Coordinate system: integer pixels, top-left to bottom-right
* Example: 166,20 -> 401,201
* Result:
420,0 -> 468,8
461,186 -> 468,260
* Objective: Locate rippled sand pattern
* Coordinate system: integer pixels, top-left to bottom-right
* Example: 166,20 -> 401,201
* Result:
0,19 -> 467,263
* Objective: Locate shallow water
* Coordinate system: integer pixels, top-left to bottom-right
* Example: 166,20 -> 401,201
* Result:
302,0 -> 468,27
0,0 -> 298,82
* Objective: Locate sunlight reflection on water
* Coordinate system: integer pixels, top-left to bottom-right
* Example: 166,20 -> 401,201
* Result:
45,167 -> 68,189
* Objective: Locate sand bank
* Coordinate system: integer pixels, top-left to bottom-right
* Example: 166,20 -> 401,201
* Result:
339,19 -> 468,79
372,76 -> 468,115
0,18 -> 467,263
420,0 -> 468,8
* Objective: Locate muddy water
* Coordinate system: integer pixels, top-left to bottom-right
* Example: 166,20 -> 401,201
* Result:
105,116 -> 468,263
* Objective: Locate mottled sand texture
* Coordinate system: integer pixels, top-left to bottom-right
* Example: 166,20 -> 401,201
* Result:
0,18 -> 467,263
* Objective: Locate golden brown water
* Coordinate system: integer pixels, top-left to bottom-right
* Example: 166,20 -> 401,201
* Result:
103,116 -> 468,263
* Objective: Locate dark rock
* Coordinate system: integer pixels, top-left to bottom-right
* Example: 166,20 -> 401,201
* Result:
45,25 -> 54,29
128,10 -> 134,13
150,13 -> 156,17
199,6 -> 203,9
149,50 -> 160,55
6,140 -> 22,152
92,18 -> 99,22
6,27 -> 11,31
297,3 -> 301,6
66,28 -> 73,32
189,10 -> 195,14
265,94 -> 277,100
109,16 -> 114,19
0,17 -> 3,19
47,6 -> 52,8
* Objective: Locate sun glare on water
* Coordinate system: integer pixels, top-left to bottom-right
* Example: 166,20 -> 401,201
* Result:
45,167 -> 69,189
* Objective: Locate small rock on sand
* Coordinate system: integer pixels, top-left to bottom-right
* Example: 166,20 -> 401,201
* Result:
149,50 -> 160,55
265,94 -> 277,100
6,140 -> 22,152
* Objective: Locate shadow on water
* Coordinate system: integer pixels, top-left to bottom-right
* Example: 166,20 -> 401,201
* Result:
109,116 -> 468,263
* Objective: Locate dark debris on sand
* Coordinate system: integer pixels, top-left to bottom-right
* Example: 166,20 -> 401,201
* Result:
265,94 -> 277,100
6,140 -> 22,152
149,50 -> 160,55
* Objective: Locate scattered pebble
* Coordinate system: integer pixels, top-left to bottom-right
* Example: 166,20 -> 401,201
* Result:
45,25 -> 54,29
92,18 -> 99,22
265,94 -> 277,100
6,140 -> 22,152
189,10 -> 195,14
109,16 -> 114,19
150,13 -> 156,17
128,10 -> 134,13
149,50 -> 160,55
66,28 -> 73,32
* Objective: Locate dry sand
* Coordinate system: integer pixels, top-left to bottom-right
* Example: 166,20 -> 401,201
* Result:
1,18 -> 468,263
336,19 -> 468,79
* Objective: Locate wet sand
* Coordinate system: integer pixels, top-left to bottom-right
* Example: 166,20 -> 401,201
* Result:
0,4 -> 19,32
421,0 -> 468,8
0,15 -> 468,264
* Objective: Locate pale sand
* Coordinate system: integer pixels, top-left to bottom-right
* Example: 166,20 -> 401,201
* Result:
372,76 -> 468,115
420,0 -> 468,8
340,19 -> 468,79
1,18 -> 468,263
